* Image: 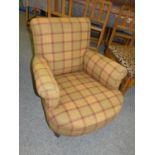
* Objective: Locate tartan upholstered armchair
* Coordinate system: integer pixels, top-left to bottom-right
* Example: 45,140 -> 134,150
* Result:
30,17 -> 127,136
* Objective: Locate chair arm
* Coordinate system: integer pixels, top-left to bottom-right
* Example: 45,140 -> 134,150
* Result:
83,49 -> 127,90
32,56 -> 60,107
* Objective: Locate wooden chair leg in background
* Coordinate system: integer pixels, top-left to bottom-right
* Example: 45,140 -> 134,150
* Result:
47,0 -> 52,17
26,5 -> 30,25
119,76 -> 135,94
104,48 -> 118,61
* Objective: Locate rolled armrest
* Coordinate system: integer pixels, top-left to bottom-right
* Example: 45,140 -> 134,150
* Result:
32,56 -> 60,107
83,49 -> 127,90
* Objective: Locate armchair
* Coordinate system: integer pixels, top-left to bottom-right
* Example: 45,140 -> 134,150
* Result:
30,17 -> 127,136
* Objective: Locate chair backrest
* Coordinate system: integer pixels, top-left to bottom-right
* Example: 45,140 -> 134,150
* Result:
47,0 -> 73,17
108,5 -> 135,46
84,0 -> 112,28
116,5 -> 135,32
83,0 -> 112,49
30,17 -> 90,75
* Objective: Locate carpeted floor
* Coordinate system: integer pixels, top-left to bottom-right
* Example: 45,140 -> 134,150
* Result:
19,12 -> 135,155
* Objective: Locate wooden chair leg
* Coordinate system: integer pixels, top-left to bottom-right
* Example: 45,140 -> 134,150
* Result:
54,131 -> 60,137
120,78 -> 131,94
119,76 -> 135,94
104,48 -> 118,61
26,6 -> 30,26
47,0 -> 52,17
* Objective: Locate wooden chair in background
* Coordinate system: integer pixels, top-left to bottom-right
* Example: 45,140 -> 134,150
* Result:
108,4 -> 135,46
47,0 -> 73,17
83,0 -> 112,50
105,5 -> 135,94
26,0 -> 73,25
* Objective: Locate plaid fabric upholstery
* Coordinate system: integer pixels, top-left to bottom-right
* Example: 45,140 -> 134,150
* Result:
84,49 -> 127,90
30,17 -> 90,75
109,45 -> 135,77
33,56 -> 60,107
42,71 -> 124,136
31,17 -> 127,136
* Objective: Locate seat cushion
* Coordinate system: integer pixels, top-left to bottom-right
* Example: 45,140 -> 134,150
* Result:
43,71 -> 124,136
109,45 -> 135,77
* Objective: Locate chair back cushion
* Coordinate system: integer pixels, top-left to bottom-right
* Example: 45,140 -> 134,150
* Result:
30,17 -> 90,75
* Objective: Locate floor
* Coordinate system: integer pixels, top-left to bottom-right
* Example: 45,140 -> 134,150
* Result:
19,12 -> 135,155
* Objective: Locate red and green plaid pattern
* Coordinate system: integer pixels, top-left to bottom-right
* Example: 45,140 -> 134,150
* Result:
42,71 -> 124,136
30,17 -> 90,75
33,56 -> 60,107
84,49 -> 127,90
31,18 -> 127,136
